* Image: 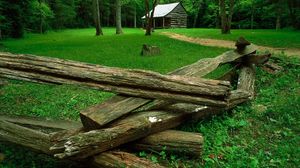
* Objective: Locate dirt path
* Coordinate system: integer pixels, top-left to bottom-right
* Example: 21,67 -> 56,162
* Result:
161,32 -> 300,57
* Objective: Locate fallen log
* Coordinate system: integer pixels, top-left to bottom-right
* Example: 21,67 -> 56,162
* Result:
92,150 -> 165,168
0,117 -> 165,167
132,130 -> 203,156
80,45 -> 256,129
0,119 -> 52,155
0,115 -> 82,131
0,52 -> 231,107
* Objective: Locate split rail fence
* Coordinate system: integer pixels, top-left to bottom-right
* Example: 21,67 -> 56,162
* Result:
0,38 -> 277,167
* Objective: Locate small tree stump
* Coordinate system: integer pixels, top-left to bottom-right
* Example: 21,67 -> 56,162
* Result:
141,44 -> 160,56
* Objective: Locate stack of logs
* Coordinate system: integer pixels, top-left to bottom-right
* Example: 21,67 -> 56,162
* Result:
0,38 -> 277,167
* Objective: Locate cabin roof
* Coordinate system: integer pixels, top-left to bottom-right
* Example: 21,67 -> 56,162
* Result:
142,2 -> 181,19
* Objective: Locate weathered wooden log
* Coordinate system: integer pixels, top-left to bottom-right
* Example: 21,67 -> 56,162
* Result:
0,119 -> 52,154
237,65 -> 256,99
80,46 -> 256,129
0,52 -> 231,107
92,150 -> 165,168
0,115 -> 82,131
132,130 -> 203,156
0,117 -> 164,167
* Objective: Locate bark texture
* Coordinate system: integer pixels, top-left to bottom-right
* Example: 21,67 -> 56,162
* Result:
93,0 -> 103,36
0,52 -> 231,107
115,0 -> 123,34
133,130 -> 203,156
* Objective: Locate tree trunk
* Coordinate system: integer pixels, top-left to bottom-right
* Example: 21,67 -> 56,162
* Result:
145,0 -> 158,36
193,1 -> 202,28
92,151 -> 165,168
115,0 -> 123,34
93,0 -> 103,36
134,4 -> 137,28
132,130 -> 203,156
219,0 -> 234,34
276,4 -> 282,30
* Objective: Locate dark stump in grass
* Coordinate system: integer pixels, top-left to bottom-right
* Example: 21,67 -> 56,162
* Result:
141,44 -> 160,56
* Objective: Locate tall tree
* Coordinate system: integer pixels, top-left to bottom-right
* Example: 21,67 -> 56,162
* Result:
115,0 -> 123,34
219,0 -> 234,34
145,0 -> 158,36
93,0 -> 103,36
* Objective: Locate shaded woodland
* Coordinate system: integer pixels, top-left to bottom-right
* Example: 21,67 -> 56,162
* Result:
0,0 -> 299,38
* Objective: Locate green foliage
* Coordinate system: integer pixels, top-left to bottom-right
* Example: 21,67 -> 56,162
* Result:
27,0 -> 54,33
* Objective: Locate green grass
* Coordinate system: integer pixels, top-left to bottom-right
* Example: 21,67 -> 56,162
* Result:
1,28 -> 227,73
159,28 -> 300,49
0,28 -> 299,168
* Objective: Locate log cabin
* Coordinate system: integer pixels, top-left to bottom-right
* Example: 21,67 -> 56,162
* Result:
142,2 -> 188,29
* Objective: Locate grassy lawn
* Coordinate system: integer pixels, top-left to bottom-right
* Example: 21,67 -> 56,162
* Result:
0,28 -> 299,168
159,28 -> 300,49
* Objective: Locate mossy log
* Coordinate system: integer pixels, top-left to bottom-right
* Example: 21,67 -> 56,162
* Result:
0,52 -> 231,107
0,119 -> 52,154
132,130 -> 203,156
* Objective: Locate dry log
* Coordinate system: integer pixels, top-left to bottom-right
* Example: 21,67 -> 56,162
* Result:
0,117 -> 164,167
0,119 -> 52,154
92,150 -> 165,168
237,65 -> 256,99
132,130 -> 203,156
80,45 -> 256,129
0,115 -> 82,131
0,52 -> 231,107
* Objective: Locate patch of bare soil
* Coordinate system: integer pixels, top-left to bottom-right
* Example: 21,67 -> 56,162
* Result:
161,32 -> 300,57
